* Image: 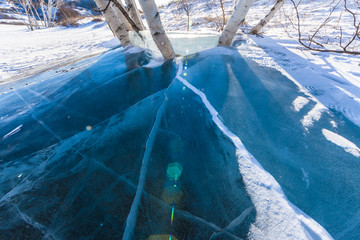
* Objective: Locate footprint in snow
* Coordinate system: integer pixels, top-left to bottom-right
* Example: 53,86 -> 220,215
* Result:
304,86 -> 324,96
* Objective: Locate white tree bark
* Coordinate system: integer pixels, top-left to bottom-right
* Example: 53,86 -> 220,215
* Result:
111,0 -> 140,32
40,0 -> 48,27
218,0 -> 254,46
93,0 -> 131,46
250,0 -> 285,34
23,0 -> 34,30
47,0 -> 53,27
125,0 -> 145,30
138,0 -> 175,60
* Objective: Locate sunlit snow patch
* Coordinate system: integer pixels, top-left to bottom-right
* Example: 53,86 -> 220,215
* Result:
322,129 -> 360,157
301,103 -> 327,130
293,96 -> 310,112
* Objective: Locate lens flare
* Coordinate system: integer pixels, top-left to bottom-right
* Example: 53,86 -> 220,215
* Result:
171,201 -> 175,225
148,235 -> 177,240
166,162 -> 183,181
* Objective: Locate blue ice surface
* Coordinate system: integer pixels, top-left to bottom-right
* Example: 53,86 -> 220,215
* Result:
0,44 -> 359,239
182,47 -> 360,239
0,47 -> 176,162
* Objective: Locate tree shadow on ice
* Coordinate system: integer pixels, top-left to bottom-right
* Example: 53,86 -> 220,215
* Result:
134,80 -> 255,239
181,46 -> 360,239
0,47 -> 256,239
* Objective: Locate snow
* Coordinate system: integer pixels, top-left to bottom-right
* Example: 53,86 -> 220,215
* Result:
243,35 -> 360,128
1,35 -> 360,238
174,47 -> 360,238
0,19 -> 119,83
322,128 -> 360,157
293,96 -> 310,112
0,0 -> 34,24
157,0 -> 360,128
0,0 -> 11,9
1,1 -> 359,109
177,57 -> 333,240
1,1 -> 360,238
301,168 -> 310,189
301,103 -> 327,130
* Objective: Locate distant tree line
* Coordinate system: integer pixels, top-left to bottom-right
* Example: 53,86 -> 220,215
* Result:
9,0 -> 64,30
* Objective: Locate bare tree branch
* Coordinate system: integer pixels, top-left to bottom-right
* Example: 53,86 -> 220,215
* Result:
290,0 -> 360,55
250,0 -> 286,35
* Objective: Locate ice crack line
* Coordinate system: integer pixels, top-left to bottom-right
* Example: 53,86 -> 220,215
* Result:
122,59 -> 183,240
0,124 -> 23,142
176,71 -> 333,239
13,90 -> 62,142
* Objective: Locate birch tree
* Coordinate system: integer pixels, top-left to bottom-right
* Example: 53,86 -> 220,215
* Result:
39,0 -> 63,27
17,0 -> 38,30
93,0 -> 131,46
109,0 -> 142,32
125,0 -> 145,30
218,0 -> 254,46
138,0 -> 176,59
10,0 -> 63,30
250,0 -> 285,35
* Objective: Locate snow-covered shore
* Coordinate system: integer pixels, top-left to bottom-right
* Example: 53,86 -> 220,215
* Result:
0,20 -> 119,83
1,0 -> 360,127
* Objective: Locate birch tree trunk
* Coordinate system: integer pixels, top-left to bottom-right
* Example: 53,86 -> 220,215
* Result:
218,0 -> 254,46
40,0 -> 48,27
138,0 -> 175,60
125,0 -> 145,30
111,0 -> 141,32
93,0 -> 131,46
250,0 -> 285,34
23,0 -> 34,31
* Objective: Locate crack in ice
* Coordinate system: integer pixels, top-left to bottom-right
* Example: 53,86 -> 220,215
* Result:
176,64 -> 333,240
0,124 -> 23,142
122,61 -> 183,239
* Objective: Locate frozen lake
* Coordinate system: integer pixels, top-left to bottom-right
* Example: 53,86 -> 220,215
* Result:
0,42 -> 359,239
